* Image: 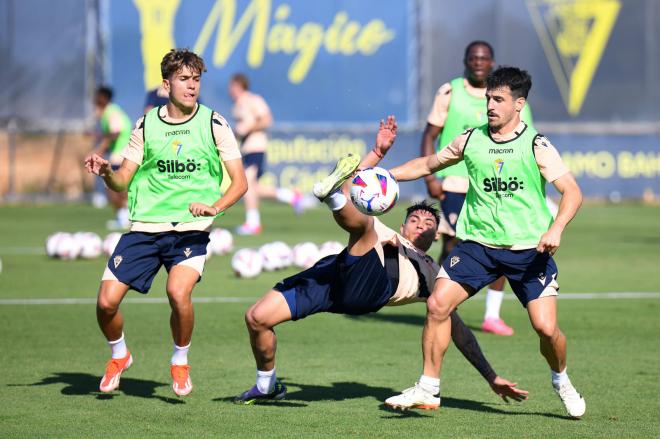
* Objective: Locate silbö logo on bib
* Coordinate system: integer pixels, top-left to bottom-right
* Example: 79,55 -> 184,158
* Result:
156,140 -> 202,180
484,160 -> 525,198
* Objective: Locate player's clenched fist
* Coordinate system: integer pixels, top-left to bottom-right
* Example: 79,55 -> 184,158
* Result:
536,226 -> 562,255
84,154 -> 112,177
189,202 -> 219,217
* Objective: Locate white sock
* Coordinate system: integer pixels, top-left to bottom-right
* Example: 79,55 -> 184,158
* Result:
323,191 -> 347,211
108,333 -> 128,359
117,207 -> 129,227
275,188 -> 295,204
551,367 -> 570,388
256,368 -> 276,394
171,342 -> 190,366
418,374 -> 440,395
246,209 -> 261,227
484,289 -> 505,320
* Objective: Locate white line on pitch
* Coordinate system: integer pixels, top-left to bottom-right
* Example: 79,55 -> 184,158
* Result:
0,292 -> 659,305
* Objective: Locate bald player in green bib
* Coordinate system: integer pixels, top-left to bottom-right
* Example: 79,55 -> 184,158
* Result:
85,49 -> 247,397
385,67 -> 586,419
421,41 -> 534,336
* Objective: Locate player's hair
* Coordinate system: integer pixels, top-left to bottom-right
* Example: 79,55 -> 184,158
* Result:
404,200 -> 440,226
486,66 -> 532,99
160,48 -> 207,80
230,73 -> 250,90
464,40 -> 494,61
95,86 -> 113,101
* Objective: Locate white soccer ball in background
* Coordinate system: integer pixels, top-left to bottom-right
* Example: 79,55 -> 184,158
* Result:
46,232 -> 65,257
209,228 -> 234,255
293,242 -> 320,269
259,243 -> 280,271
349,167 -> 399,216
319,240 -> 344,258
78,232 -> 103,259
103,232 -> 122,256
231,248 -> 263,278
270,241 -> 294,269
205,243 -> 213,261
55,233 -> 81,260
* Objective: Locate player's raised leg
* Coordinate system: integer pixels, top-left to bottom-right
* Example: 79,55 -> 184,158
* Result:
385,277 -> 469,410
97,279 -> 132,392
235,290 -> 291,404
527,296 -> 585,418
166,264 -> 200,397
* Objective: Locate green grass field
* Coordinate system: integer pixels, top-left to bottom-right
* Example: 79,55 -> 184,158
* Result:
0,202 -> 659,438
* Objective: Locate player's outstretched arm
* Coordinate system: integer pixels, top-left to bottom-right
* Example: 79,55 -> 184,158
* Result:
84,154 -> 137,192
537,172 -> 582,255
450,311 -> 528,402
359,115 -> 397,169
190,158 -> 248,217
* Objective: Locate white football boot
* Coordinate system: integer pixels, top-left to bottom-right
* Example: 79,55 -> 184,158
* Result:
385,383 -> 440,410
554,381 -> 586,418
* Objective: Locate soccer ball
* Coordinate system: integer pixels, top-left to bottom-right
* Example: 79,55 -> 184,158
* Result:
259,243 -> 280,271
103,232 -> 122,256
208,228 -> 233,255
231,248 -> 263,278
55,233 -> 81,260
46,232 -> 65,257
349,167 -> 399,216
270,241 -> 294,269
77,232 -> 103,259
293,242 -> 320,269
319,240 -> 344,258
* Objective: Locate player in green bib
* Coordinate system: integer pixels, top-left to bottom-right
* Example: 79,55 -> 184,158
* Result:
385,67 -> 586,418
421,41 -> 534,335
85,49 -> 247,397
92,86 -> 133,229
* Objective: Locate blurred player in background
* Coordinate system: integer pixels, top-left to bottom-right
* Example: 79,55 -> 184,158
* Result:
421,41 -> 534,336
92,86 -> 132,229
143,84 -> 169,113
85,49 -> 247,397
234,117 -> 527,406
228,73 -> 314,235
386,67 -> 585,418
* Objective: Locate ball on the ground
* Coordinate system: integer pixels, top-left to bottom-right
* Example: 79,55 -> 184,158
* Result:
209,228 -> 233,255
103,232 -> 122,256
319,240 -> 344,258
349,167 -> 399,216
46,232 -> 65,257
55,233 -> 80,260
270,241 -> 294,269
259,243 -> 280,271
231,248 -> 263,278
293,242 -> 320,269
77,232 -> 103,259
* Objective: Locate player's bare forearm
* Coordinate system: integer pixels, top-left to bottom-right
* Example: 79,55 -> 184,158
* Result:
213,158 -> 248,214
449,311 -> 497,383
389,154 -> 440,182
551,173 -> 582,231
421,123 -> 441,157
103,163 -> 136,192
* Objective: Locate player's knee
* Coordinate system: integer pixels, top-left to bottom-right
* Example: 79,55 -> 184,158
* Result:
97,295 -> 120,315
533,321 -> 558,340
166,286 -> 192,309
245,305 -> 270,332
426,294 -> 453,321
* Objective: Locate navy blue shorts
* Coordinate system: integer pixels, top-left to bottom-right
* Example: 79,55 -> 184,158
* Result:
440,191 -> 465,232
242,152 -> 265,179
441,240 -> 559,307
107,231 -> 209,294
274,248 -> 395,320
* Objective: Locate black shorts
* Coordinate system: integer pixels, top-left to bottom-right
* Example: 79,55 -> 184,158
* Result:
107,231 -> 209,294
242,152 -> 265,179
274,248 -> 396,320
440,191 -> 466,233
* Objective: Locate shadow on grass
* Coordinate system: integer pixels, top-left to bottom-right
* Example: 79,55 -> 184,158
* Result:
10,372 -> 184,405
380,397 -> 573,420
346,313 -> 483,332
